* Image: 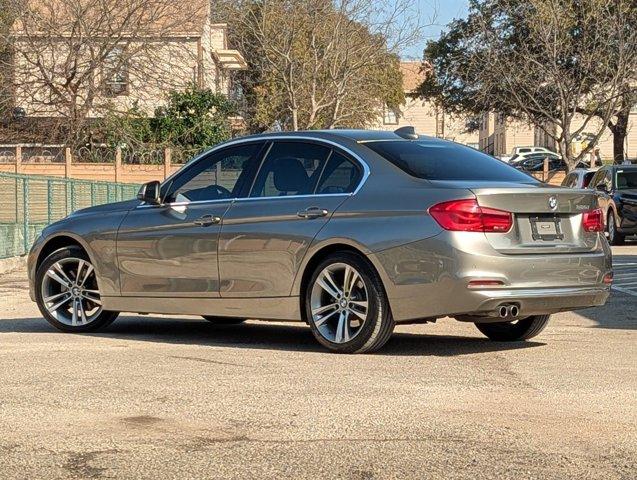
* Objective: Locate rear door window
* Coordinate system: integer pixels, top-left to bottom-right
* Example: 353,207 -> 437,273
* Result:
316,151 -> 362,194
588,170 -> 603,189
561,173 -> 575,187
365,141 -> 537,182
249,141 -> 331,197
582,172 -> 595,188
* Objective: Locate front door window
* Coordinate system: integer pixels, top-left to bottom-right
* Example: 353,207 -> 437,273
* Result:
165,143 -> 263,203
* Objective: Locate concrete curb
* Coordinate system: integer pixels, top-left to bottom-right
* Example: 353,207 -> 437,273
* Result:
0,256 -> 27,275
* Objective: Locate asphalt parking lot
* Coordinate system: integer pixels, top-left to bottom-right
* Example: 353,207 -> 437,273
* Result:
0,245 -> 635,480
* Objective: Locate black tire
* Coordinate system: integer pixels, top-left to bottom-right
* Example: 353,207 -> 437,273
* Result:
607,211 -> 625,246
35,246 -> 119,333
304,252 -> 395,353
202,316 -> 246,325
475,315 -> 550,341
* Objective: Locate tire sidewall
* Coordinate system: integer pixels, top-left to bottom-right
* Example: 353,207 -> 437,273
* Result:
304,253 -> 386,353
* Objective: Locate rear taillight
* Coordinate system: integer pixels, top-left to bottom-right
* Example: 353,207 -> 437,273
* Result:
582,208 -> 604,232
429,199 -> 513,233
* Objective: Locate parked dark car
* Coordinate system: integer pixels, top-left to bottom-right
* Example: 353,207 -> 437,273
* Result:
511,153 -> 585,172
588,165 -> 637,244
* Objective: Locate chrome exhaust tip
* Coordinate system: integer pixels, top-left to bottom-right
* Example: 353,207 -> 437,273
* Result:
509,305 -> 519,317
498,305 -> 508,318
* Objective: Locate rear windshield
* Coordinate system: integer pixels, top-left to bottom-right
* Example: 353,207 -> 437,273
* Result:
365,140 -> 536,182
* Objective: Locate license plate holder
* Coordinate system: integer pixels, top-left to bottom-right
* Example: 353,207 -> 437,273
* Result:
530,216 -> 564,241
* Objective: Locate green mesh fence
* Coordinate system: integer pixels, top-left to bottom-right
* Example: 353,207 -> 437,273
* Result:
0,173 -> 139,259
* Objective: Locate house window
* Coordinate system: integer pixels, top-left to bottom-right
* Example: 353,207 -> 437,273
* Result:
103,47 -> 129,97
383,105 -> 399,125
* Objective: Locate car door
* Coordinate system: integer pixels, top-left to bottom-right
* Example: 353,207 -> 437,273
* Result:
217,140 -> 364,297
116,142 -> 265,297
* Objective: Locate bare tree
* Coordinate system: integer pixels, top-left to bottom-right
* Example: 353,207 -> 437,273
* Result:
0,0 -> 21,120
2,0 -> 209,146
417,0 -> 637,170
222,0 -> 429,131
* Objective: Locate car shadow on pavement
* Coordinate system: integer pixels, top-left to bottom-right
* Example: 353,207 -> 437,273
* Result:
576,298 -> 637,330
575,249 -> 637,330
0,316 -> 544,356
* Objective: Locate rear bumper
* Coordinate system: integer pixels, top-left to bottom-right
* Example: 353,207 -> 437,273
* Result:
369,231 -> 613,322
455,285 -> 610,321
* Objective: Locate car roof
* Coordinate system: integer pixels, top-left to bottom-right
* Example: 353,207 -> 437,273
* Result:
231,129 -> 443,144
599,164 -> 637,170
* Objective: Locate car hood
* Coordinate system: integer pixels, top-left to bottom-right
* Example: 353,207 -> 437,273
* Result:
70,199 -> 140,217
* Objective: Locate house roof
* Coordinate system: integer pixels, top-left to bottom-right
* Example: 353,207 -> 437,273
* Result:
400,61 -> 430,93
12,0 -> 210,37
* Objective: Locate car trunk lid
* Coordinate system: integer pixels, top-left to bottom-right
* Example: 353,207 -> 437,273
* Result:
468,185 -> 599,254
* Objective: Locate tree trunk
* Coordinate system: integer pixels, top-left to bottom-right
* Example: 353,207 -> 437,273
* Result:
559,135 -> 575,172
610,107 -> 629,164
291,108 -> 298,131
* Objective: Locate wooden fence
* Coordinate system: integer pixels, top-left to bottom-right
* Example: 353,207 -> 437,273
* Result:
0,145 -> 182,184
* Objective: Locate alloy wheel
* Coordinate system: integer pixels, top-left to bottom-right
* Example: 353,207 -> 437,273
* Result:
41,257 -> 103,326
310,262 -> 369,343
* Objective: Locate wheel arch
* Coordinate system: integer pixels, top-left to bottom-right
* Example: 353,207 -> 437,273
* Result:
35,233 -> 93,273
294,240 -> 391,323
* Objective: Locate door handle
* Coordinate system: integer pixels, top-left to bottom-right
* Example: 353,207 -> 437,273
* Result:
297,207 -> 329,219
194,214 -> 221,226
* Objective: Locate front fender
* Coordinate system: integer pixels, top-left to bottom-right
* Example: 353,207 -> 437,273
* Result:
28,209 -> 130,299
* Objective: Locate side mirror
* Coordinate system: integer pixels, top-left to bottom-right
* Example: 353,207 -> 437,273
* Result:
137,180 -> 161,205
595,184 -> 608,193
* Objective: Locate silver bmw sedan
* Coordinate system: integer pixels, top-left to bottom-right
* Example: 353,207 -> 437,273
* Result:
28,128 -> 612,353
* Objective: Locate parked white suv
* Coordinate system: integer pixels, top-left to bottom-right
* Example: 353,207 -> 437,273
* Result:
501,146 -> 559,163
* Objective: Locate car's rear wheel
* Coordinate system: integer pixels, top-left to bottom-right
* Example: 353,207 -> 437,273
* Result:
305,252 -> 394,353
607,212 -> 625,245
474,315 -> 550,341
202,316 -> 246,325
35,246 -> 119,332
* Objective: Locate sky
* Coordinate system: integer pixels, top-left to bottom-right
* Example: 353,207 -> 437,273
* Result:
401,0 -> 469,60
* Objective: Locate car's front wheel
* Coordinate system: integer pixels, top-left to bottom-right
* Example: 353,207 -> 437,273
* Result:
35,246 -> 119,332
305,252 -> 394,353
474,315 -> 550,341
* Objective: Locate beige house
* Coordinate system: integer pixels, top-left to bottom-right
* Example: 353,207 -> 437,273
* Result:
481,110 -> 637,161
376,62 -> 479,148
9,0 -> 246,122
478,112 -> 495,154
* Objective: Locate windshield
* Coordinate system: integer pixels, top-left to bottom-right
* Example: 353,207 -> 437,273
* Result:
365,140 -> 537,182
616,170 -> 637,190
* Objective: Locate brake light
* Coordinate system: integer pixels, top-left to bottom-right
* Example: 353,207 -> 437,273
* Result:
582,208 -> 604,232
429,199 -> 513,232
